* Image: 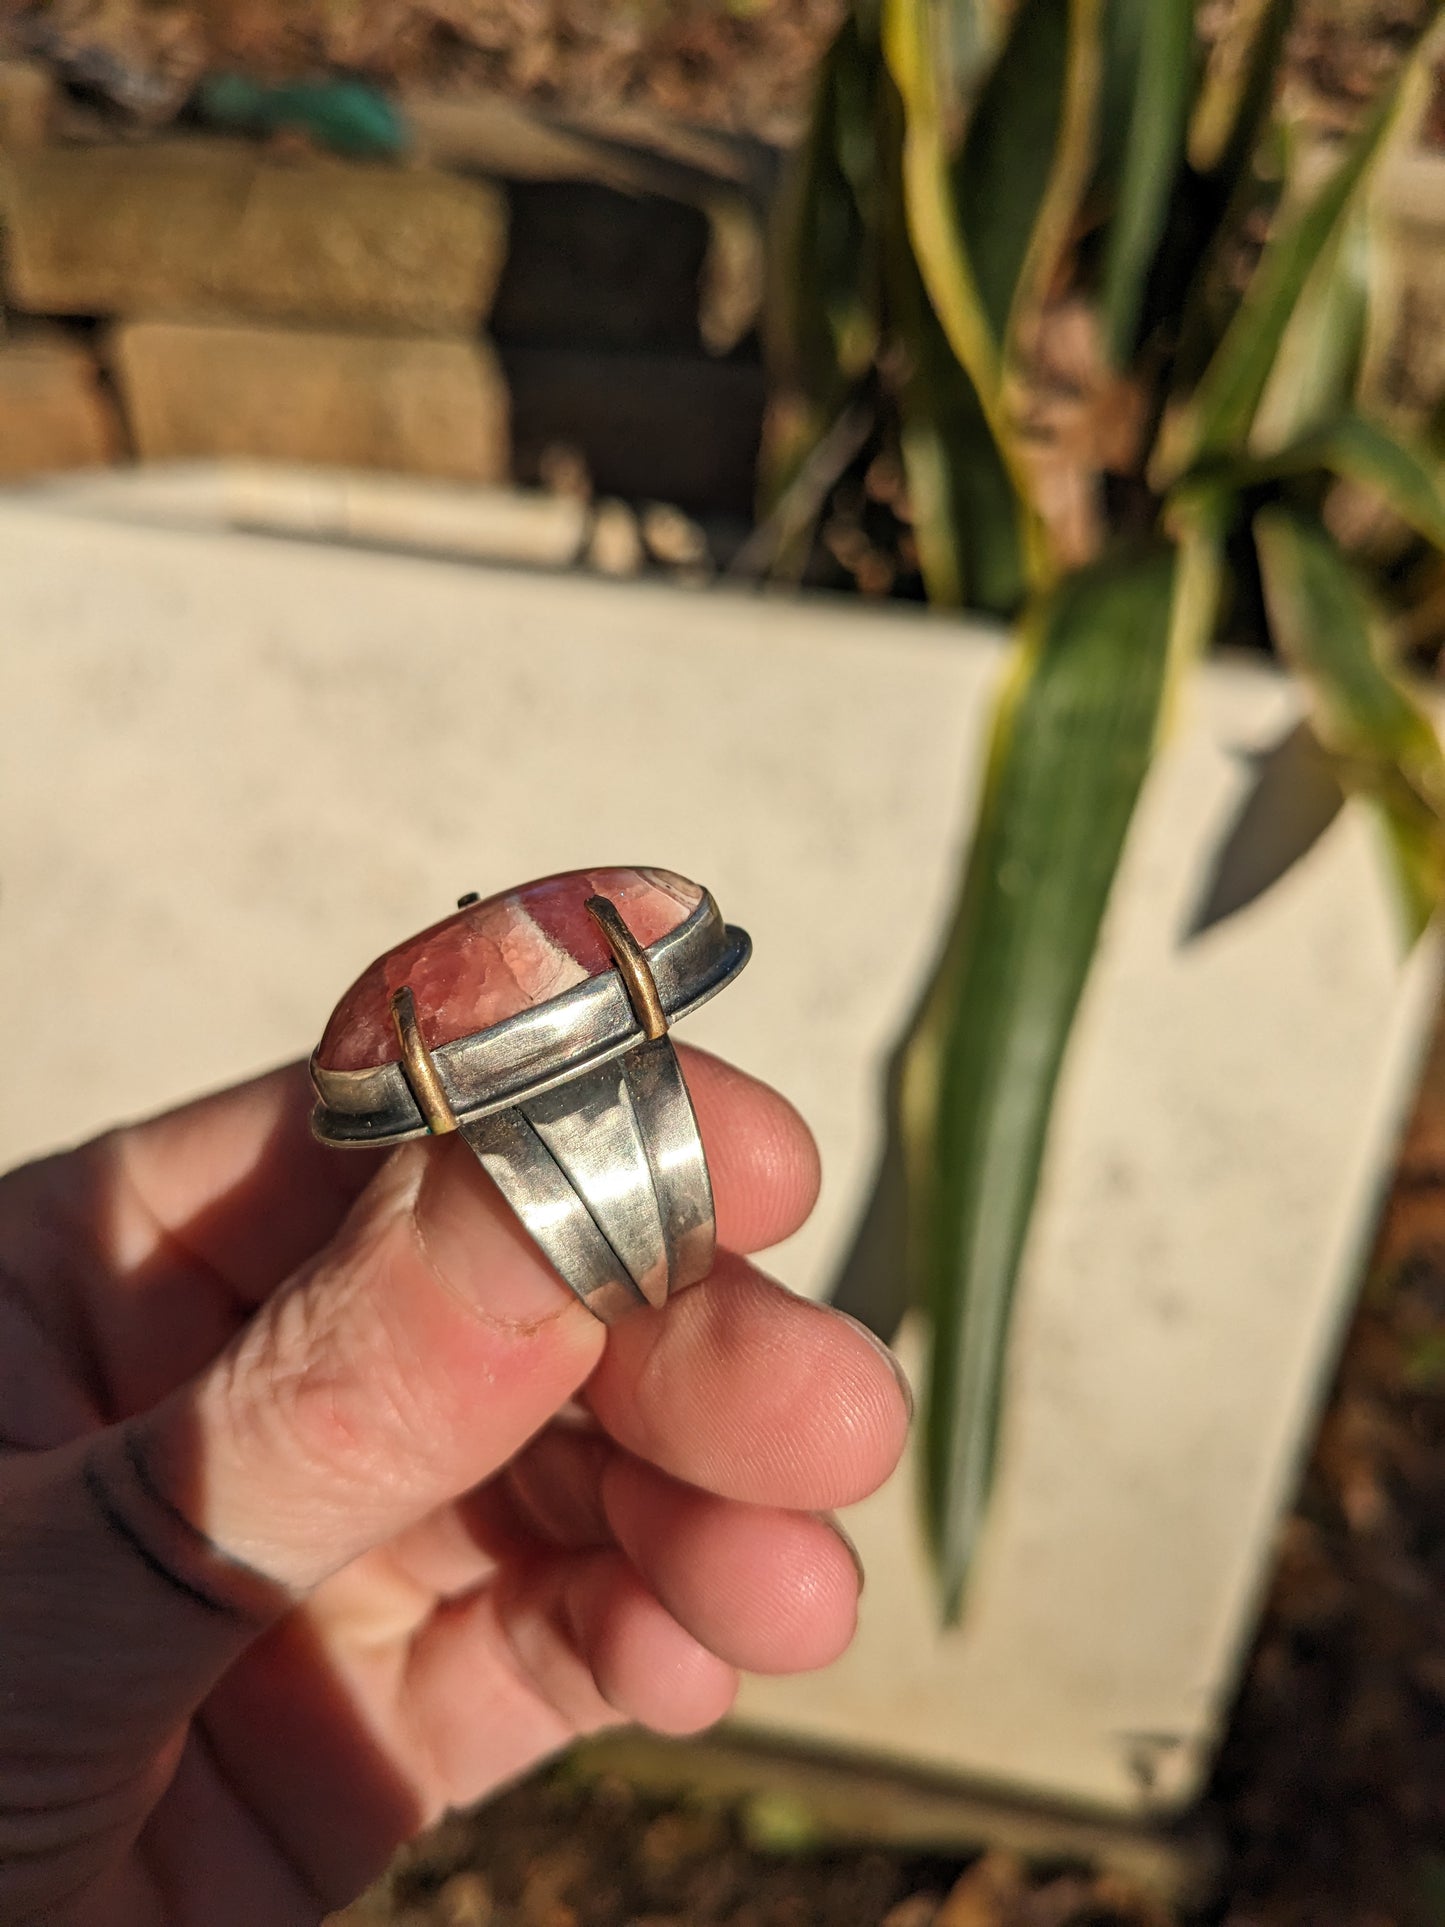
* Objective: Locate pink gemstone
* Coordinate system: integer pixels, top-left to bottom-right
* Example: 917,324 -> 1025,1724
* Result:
317,866 -> 704,1072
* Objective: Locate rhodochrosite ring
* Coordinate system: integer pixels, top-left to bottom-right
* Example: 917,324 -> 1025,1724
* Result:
311,868 -> 751,1322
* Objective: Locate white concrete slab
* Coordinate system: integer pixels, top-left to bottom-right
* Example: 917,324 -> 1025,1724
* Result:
0,499 -> 1435,1817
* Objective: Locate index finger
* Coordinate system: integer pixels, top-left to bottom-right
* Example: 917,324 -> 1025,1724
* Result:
98,1045 -> 820,1306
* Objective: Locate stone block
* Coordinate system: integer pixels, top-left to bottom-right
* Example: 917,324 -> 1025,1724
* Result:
110,321 -> 509,483
1,142 -> 506,331
0,60 -> 55,151
0,330 -> 121,478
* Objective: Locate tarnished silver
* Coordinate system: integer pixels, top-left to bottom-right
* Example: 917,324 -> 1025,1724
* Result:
312,887 -> 750,1323
462,1038 -> 716,1321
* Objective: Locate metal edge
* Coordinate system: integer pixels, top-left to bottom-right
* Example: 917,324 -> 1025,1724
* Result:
311,890 -> 750,1147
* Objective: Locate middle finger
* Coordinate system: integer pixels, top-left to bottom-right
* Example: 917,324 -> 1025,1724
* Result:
584,1253 -> 911,1512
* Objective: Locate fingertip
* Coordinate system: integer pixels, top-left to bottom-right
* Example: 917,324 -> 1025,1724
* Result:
569,1552 -> 740,1736
677,1047 -> 821,1255
602,1456 -> 863,1675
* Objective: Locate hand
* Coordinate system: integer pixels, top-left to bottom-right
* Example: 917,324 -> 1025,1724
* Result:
0,1053 -> 909,1925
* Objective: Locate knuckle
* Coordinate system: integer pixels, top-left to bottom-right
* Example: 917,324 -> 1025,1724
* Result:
217,1225 -> 442,1500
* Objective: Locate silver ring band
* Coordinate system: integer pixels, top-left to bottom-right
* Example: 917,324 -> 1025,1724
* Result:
311,876 -> 749,1323
462,1035 -> 714,1322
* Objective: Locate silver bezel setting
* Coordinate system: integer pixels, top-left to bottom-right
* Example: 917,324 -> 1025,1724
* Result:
311,888 -> 750,1148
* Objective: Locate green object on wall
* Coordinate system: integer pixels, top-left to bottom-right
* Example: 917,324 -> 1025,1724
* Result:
196,74 -> 410,158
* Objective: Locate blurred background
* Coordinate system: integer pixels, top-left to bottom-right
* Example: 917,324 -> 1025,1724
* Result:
3,2 -> 1445,1924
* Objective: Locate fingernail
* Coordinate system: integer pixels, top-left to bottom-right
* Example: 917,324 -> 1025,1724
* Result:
414,1135 -> 583,1329
817,1510 -> 866,1594
833,1310 -> 915,1422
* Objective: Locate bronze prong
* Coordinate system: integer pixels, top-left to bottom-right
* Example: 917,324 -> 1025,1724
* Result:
585,895 -> 669,1041
390,985 -> 459,1135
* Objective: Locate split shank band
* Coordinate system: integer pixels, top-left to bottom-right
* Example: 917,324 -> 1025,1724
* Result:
310,890 -> 751,1323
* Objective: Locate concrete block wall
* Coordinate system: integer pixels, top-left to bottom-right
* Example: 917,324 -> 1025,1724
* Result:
0,68 -> 768,515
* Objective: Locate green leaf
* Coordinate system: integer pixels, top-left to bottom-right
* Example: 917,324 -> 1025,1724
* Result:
910,548 -> 1180,1619
761,16 -> 883,544
898,303 -> 1029,613
883,75 -> 1027,615
1002,0 -> 1105,363
884,0 -> 1008,418
1255,505 -> 1445,940
1166,42 -> 1426,473
952,0 -> 1073,343
768,17 -> 881,404
882,0 -> 1048,583
1146,0 -> 1298,401
1096,0 -> 1197,365
1273,414 -> 1445,552
882,0 -> 1055,585
1188,0 -> 1296,178
939,0 -> 1010,112
1249,204 -> 1372,449
885,0 -> 1105,588
1163,483 -> 1229,687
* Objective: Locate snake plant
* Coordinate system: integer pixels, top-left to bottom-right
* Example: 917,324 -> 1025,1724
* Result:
770,0 -> 1445,1620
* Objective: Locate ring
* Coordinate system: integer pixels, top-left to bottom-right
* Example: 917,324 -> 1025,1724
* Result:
310,868 -> 751,1322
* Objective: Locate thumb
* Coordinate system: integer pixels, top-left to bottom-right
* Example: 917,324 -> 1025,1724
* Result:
142,1129 -> 608,1597
0,1139 -> 601,1906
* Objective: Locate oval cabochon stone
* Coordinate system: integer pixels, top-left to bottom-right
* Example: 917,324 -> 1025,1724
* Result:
317,866 -> 703,1072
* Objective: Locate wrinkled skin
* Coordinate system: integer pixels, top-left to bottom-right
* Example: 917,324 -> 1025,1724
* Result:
0,1052 -> 909,1925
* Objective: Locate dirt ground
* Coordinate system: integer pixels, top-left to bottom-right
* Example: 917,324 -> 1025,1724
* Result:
328,997 -> 1445,1927
0,0 -> 843,142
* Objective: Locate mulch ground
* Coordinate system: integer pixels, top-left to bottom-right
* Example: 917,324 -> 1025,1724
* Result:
3,0 -> 1441,147
0,0 -> 843,142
